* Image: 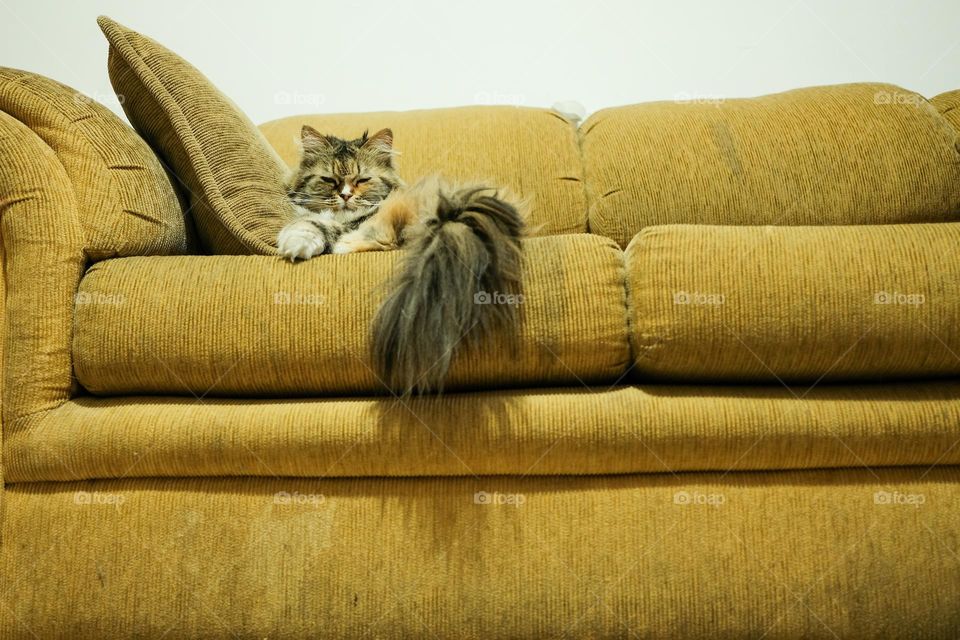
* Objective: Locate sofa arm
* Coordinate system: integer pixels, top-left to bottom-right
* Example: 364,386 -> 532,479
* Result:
0,67 -> 191,260
0,111 -> 85,425
0,69 -> 192,517
0,69 -> 192,458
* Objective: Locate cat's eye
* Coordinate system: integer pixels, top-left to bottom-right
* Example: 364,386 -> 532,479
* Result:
319,177 -> 338,185
356,177 -> 371,184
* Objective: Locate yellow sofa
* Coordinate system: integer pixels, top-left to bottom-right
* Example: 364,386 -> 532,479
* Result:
2,66 -> 960,638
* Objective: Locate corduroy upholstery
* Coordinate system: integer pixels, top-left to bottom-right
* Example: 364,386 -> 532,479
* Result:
930,87 -> 960,132
0,68 -> 192,551
72,234 -> 630,396
260,107 -> 587,236
0,188 -> 4,507
625,223 -> 960,383
0,111 -> 86,423
582,83 -> 960,246
0,66 -> 188,260
99,17 -> 295,255
5,382 -> 960,482
4,55 -> 960,637
3,470 -> 960,638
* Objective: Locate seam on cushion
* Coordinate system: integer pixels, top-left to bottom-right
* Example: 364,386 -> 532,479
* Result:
99,21 -> 272,255
581,235 -> 632,380
928,103 -> 960,157
612,241 -> 633,381
915,92 -> 960,161
574,115 -> 594,235
578,112 -> 629,246
622,229 -> 665,372
926,89 -> 960,115
621,234 -> 644,374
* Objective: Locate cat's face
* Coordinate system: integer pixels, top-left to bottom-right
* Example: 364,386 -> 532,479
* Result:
288,126 -> 401,213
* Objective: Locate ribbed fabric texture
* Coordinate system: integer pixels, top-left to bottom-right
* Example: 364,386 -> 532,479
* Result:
98,16 -> 294,255
930,88 -> 960,133
260,107 -> 587,236
0,218 -> 4,509
3,469 -> 960,638
72,234 -> 630,396
626,223 -> 960,383
0,111 -> 85,423
0,66 -> 188,260
582,83 -> 960,247
7,381 -> 960,481
6,61 -> 960,638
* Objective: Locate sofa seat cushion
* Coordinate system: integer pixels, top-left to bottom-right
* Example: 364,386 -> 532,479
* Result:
583,83 -> 960,247
8,381 -> 960,481
626,223 -> 960,383
72,234 -> 630,396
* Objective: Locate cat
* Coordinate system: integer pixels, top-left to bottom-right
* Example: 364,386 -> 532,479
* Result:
277,125 -> 525,395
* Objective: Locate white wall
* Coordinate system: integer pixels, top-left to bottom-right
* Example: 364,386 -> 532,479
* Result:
2,0 -> 959,124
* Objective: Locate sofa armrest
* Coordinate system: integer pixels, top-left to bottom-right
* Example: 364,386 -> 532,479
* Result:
0,111 -> 85,425
0,69 -> 193,506
0,67 -> 191,260
0,110 -> 83,522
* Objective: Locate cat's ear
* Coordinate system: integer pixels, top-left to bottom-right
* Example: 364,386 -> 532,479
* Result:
362,128 -> 394,153
361,128 -> 395,166
301,125 -> 332,154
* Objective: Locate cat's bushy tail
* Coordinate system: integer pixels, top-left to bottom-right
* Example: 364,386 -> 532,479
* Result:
371,183 -> 524,395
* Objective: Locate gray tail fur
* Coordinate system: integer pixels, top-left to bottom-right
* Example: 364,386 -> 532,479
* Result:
371,185 -> 524,395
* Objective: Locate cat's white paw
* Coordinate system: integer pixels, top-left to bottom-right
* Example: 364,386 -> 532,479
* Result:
331,242 -> 352,255
278,221 -> 327,261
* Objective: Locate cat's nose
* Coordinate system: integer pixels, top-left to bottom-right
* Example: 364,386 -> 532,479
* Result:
341,192 -> 352,202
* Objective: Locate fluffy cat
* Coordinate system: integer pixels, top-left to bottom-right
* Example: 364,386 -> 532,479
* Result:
277,125 -> 524,395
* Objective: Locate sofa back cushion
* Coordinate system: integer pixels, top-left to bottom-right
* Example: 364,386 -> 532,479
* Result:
583,83 -> 960,247
260,107 -> 587,237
